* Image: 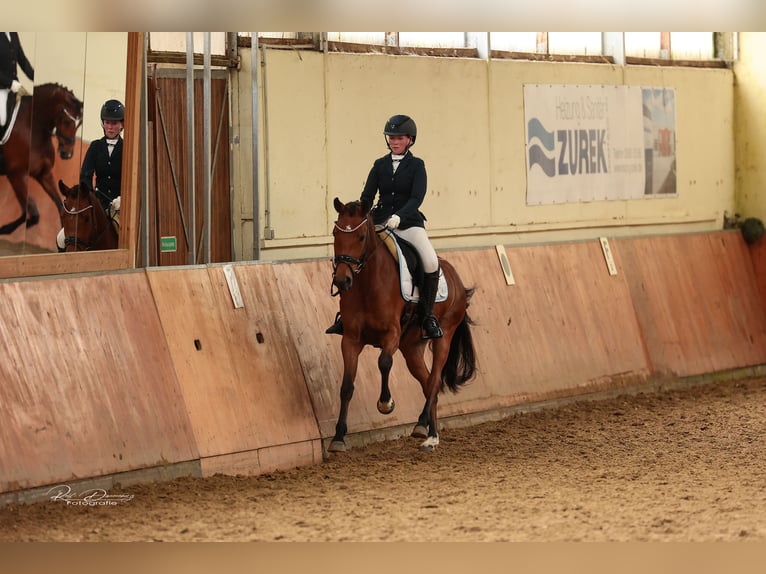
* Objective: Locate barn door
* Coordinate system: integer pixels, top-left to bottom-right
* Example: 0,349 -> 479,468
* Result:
142,66 -> 231,266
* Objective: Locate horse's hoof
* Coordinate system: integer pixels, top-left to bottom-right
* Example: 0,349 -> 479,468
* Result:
377,398 -> 395,415
411,425 -> 428,439
327,440 -> 346,453
419,436 -> 439,452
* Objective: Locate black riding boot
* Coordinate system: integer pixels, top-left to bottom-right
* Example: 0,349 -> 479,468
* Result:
420,270 -> 443,339
325,312 -> 344,335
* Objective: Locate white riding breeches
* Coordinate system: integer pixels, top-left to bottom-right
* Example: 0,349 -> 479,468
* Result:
393,226 -> 439,273
0,89 -> 8,126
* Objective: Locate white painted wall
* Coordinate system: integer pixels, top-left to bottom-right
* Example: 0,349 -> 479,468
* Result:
735,32 -> 766,222
230,46 -> 738,261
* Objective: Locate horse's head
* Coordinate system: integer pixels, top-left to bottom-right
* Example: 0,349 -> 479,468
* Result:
34,83 -> 83,160
55,88 -> 84,160
59,179 -> 104,252
331,197 -> 374,294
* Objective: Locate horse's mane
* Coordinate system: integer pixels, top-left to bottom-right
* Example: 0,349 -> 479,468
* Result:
32,83 -> 83,112
343,200 -> 371,218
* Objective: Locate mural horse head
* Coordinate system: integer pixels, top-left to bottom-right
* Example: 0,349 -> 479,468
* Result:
0,82 -> 83,235
328,197 -> 477,453
58,180 -> 119,252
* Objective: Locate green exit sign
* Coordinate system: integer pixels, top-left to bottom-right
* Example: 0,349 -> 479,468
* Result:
160,236 -> 177,252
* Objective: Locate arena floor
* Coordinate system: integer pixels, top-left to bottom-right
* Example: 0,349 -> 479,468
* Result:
2,376 -> 766,542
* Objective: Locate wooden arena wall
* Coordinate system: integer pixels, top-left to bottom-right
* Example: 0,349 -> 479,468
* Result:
2,229 -> 766,503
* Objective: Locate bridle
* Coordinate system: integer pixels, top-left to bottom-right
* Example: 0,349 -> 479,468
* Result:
55,104 -> 82,148
330,215 -> 384,297
61,193 -> 107,251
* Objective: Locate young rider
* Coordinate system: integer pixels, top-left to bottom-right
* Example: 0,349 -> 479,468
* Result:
326,114 -> 443,340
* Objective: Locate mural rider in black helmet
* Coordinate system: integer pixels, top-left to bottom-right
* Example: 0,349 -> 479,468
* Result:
57,99 -> 125,251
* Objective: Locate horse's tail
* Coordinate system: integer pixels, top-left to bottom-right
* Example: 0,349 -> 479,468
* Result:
441,287 -> 477,393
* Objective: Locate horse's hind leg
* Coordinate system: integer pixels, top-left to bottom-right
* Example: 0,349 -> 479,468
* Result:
418,338 -> 452,452
328,338 -> 363,453
36,171 -> 64,212
0,173 -> 29,235
400,343 -> 431,439
25,196 -> 40,227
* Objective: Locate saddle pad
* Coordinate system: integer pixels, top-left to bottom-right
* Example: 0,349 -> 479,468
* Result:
377,227 -> 448,303
0,95 -> 23,146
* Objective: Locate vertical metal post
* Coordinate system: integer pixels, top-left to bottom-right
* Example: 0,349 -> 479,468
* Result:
186,32 -> 196,265
141,33 -> 150,267
251,32 -> 261,260
203,32 -> 212,263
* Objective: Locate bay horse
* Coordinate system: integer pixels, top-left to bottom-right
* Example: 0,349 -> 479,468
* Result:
328,198 -> 477,452
58,180 -> 119,251
0,83 -> 83,235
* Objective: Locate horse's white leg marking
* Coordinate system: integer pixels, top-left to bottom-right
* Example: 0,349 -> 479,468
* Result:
420,436 -> 439,451
377,398 -> 395,415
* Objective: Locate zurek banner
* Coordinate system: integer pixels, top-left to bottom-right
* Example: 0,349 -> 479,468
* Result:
524,84 -> 677,205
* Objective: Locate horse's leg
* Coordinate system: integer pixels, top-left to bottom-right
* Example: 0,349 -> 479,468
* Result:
418,337 -> 453,452
0,172 -> 29,235
35,171 -> 64,214
398,340 -> 431,438
376,330 -> 403,415
328,337 -> 364,453
376,350 -> 396,415
25,196 -> 40,227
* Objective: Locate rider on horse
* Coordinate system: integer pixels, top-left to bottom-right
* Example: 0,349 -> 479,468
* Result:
57,99 -> 124,251
326,114 -> 444,340
0,32 -> 34,135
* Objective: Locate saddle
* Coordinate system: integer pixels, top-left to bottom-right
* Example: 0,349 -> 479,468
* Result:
375,226 -> 448,303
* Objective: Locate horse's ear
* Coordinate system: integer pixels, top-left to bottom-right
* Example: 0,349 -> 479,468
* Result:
58,180 -> 69,195
360,198 -> 372,215
333,197 -> 344,214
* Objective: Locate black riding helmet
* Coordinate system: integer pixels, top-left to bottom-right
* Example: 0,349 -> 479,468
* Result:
101,99 -> 125,122
384,114 -> 417,148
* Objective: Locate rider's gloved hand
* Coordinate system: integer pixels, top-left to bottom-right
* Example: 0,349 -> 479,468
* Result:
10,80 -> 21,93
385,214 -> 400,230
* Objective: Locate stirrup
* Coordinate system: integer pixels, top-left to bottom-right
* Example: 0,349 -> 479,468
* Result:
421,315 -> 443,340
325,313 -> 344,335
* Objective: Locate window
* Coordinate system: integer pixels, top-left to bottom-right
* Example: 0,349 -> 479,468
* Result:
241,32 -> 723,64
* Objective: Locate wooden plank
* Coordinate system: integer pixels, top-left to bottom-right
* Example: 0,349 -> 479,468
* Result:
0,271 -> 199,492
746,235 -> 766,320
146,264 -> 321,468
615,231 -> 766,377
441,243 -> 651,413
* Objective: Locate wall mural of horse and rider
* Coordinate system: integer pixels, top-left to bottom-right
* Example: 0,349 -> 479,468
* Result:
0,83 -> 83,243
0,32 -> 127,256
